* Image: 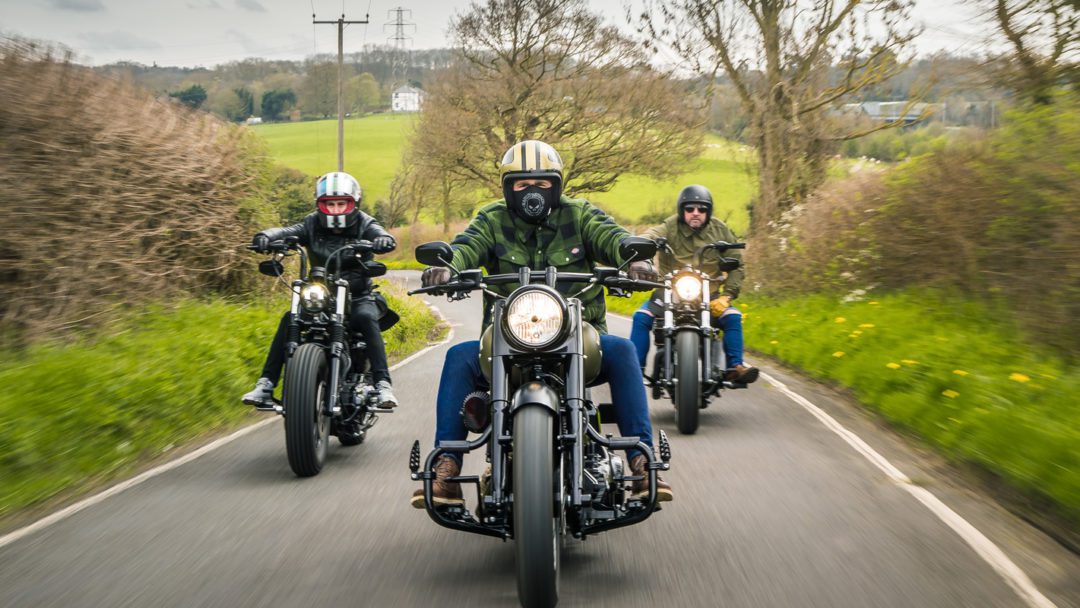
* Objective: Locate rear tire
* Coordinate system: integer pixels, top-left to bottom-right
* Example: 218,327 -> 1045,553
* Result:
675,330 -> 701,434
284,343 -> 330,477
513,406 -> 558,608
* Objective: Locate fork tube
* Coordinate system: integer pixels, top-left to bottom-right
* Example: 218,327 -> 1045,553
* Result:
566,303 -> 585,506
701,278 -> 711,380
490,349 -> 508,505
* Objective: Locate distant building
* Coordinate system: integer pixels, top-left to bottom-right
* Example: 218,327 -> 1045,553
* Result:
245,116 -> 263,125
391,86 -> 425,112
841,101 -> 941,126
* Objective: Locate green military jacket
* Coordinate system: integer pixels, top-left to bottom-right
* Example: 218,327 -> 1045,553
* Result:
641,214 -> 745,299
449,195 -> 629,333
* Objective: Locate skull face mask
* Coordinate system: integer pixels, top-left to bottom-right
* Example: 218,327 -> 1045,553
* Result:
510,184 -> 556,224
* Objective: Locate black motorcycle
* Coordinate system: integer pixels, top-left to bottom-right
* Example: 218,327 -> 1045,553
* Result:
249,237 -> 395,477
647,237 -> 747,434
407,237 -> 671,608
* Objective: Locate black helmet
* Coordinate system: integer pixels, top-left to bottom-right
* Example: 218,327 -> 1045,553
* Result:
677,184 -> 713,225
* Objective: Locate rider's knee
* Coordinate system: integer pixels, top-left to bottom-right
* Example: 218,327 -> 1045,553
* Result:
444,340 -> 481,373
713,307 -> 742,328
600,335 -> 637,361
632,309 -> 654,325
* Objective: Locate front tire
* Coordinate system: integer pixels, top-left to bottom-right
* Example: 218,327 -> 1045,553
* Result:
674,329 -> 701,434
284,343 -> 330,476
513,406 -> 558,608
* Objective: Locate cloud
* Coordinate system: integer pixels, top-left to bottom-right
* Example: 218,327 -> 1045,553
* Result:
48,0 -> 106,11
235,0 -> 266,12
225,29 -> 262,54
185,0 -> 222,7
77,30 -> 161,51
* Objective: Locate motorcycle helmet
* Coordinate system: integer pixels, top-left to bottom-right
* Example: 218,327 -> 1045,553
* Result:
676,184 -> 713,226
315,171 -> 362,229
499,140 -> 564,224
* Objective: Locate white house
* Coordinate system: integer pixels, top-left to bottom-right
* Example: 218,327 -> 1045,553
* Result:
391,86 -> 425,112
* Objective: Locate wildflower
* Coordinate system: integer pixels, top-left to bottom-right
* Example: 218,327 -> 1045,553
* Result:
952,370 -> 969,377
770,340 -> 779,345
858,323 -> 875,329
869,301 -> 879,305
942,389 -> 959,399
886,362 -> 901,369
851,330 -> 863,336
901,359 -> 919,365
1009,373 -> 1030,383
833,351 -> 845,357
835,317 -> 846,323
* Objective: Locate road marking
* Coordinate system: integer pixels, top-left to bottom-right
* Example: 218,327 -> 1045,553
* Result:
761,371 -> 1057,608
0,304 -> 455,551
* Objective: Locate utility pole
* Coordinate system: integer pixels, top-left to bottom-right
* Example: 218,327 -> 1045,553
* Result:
313,12 -> 369,172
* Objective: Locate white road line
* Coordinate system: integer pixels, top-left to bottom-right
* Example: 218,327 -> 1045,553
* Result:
0,304 -> 454,550
760,371 -> 1057,608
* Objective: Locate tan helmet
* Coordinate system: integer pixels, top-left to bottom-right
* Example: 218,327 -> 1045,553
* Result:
499,140 -> 564,205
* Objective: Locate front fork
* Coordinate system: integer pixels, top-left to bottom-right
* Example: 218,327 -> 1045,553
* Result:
325,281 -> 351,415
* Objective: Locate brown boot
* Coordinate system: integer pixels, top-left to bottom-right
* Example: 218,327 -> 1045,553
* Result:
724,364 -> 759,384
629,455 -> 673,502
411,455 -> 465,509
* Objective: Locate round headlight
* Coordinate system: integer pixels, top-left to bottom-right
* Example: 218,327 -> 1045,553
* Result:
673,274 -> 703,303
505,288 -> 566,349
300,282 -> 329,312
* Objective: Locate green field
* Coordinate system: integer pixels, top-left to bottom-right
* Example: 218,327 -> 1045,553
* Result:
253,117 -> 755,231
251,114 -> 417,207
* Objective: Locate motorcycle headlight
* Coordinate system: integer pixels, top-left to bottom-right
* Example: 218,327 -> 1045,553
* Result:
673,274 -> 703,303
504,287 -> 567,350
300,282 -> 330,312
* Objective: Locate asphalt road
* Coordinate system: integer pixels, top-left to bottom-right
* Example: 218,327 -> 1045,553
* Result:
1,271 -> 1077,607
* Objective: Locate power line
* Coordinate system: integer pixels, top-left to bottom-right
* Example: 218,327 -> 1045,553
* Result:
313,9 -> 370,171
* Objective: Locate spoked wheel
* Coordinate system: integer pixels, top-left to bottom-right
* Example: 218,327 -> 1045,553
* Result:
674,329 -> 701,434
284,343 -> 330,476
513,406 -> 559,608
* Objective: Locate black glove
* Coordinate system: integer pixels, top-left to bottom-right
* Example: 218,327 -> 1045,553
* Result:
251,233 -> 270,253
627,260 -> 659,282
372,235 -> 396,254
421,267 -> 452,287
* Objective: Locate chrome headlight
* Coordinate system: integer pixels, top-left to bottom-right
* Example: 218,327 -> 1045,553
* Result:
300,282 -> 330,312
672,274 -> 703,303
504,287 -> 567,349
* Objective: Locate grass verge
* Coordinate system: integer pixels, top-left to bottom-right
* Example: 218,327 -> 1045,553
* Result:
0,281 -> 441,519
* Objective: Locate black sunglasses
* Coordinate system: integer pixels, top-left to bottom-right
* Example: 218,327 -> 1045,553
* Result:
683,204 -> 708,213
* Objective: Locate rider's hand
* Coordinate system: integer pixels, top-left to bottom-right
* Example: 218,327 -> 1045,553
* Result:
251,234 -> 270,253
710,295 -> 732,316
372,235 -> 396,254
421,267 -> 451,287
627,260 -> 659,283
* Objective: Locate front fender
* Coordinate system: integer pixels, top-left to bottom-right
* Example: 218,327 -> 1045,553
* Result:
509,381 -> 560,416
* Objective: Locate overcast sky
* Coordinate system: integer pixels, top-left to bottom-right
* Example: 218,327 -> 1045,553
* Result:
2,0 -> 992,68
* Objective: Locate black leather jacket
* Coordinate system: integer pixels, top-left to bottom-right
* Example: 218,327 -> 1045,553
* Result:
257,211 -> 392,295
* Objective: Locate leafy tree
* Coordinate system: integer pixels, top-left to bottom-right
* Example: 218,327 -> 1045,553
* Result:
169,84 -> 207,109
348,72 -> 381,114
260,89 -> 296,121
234,87 -> 255,119
300,61 -> 353,118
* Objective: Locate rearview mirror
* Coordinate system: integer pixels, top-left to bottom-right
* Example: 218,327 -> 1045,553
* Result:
363,261 -> 387,277
415,241 -> 454,267
717,257 -> 741,273
618,236 -> 657,263
258,260 -> 284,277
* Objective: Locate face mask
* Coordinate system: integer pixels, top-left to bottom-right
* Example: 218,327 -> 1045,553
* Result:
511,185 -> 555,224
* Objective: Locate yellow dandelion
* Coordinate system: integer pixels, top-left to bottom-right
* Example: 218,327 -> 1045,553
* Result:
852,330 -> 863,336
901,359 -> 919,365
835,317 -> 846,323
770,340 -> 779,345
869,301 -> 879,305
942,389 -> 959,399
833,351 -> 845,357
858,323 -> 875,329
952,370 -> 969,377
1009,373 -> 1030,383
886,362 -> 901,369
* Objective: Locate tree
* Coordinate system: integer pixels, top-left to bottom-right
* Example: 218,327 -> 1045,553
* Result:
408,0 -> 703,203
169,84 -> 207,109
300,61 -> 353,118
975,0 -> 1078,104
234,87 -> 255,119
261,89 -> 296,121
640,0 -> 921,231
348,72 -> 382,114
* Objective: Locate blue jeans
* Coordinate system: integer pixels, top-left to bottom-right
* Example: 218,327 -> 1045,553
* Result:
629,298 -> 746,369
434,336 -> 653,460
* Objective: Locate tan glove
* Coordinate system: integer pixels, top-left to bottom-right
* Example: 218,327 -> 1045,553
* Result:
627,260 -> 659,282
421,267 -> 451,287
709,295 -> 732,317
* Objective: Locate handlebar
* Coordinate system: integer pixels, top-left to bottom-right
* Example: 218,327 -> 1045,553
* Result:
407,268 -> 662,297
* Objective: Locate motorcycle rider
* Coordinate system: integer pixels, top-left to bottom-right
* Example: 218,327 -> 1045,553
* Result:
242,171 -> 401,409
412,140 -> 673,509
629,184 -> 759,385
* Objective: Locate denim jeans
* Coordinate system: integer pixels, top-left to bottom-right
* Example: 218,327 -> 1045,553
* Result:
434,335 -> 654,461
629,298 -> 746,369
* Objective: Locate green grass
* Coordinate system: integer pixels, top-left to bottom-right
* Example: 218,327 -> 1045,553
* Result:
741,290 -> 1079,521
0,283 -> 441,519
251,114 -> 417,206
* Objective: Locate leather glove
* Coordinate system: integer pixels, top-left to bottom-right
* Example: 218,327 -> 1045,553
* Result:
627,260 -> 659,283
372,235 -> 396,254
421,267 -> 452,287
710,295 -> 732,317
251,233 -> 271,253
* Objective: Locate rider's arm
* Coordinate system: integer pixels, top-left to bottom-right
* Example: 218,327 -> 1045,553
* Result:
359,213 -> 392,241
257,219 -> 308,246
640,222 -> 668,242
579,201 -> 631,266
448,205 -> 498,271
716,222 -> 744,300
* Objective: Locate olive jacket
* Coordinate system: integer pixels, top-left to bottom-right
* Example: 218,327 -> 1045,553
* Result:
640,215 -> 744,299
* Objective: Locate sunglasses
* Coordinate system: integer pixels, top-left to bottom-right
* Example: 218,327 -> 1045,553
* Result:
683,204 -> 708,214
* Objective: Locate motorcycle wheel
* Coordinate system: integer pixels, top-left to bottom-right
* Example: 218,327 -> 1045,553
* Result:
675,329 -> 701,434
284,343 -> 330,477
513,406 -> 559,608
